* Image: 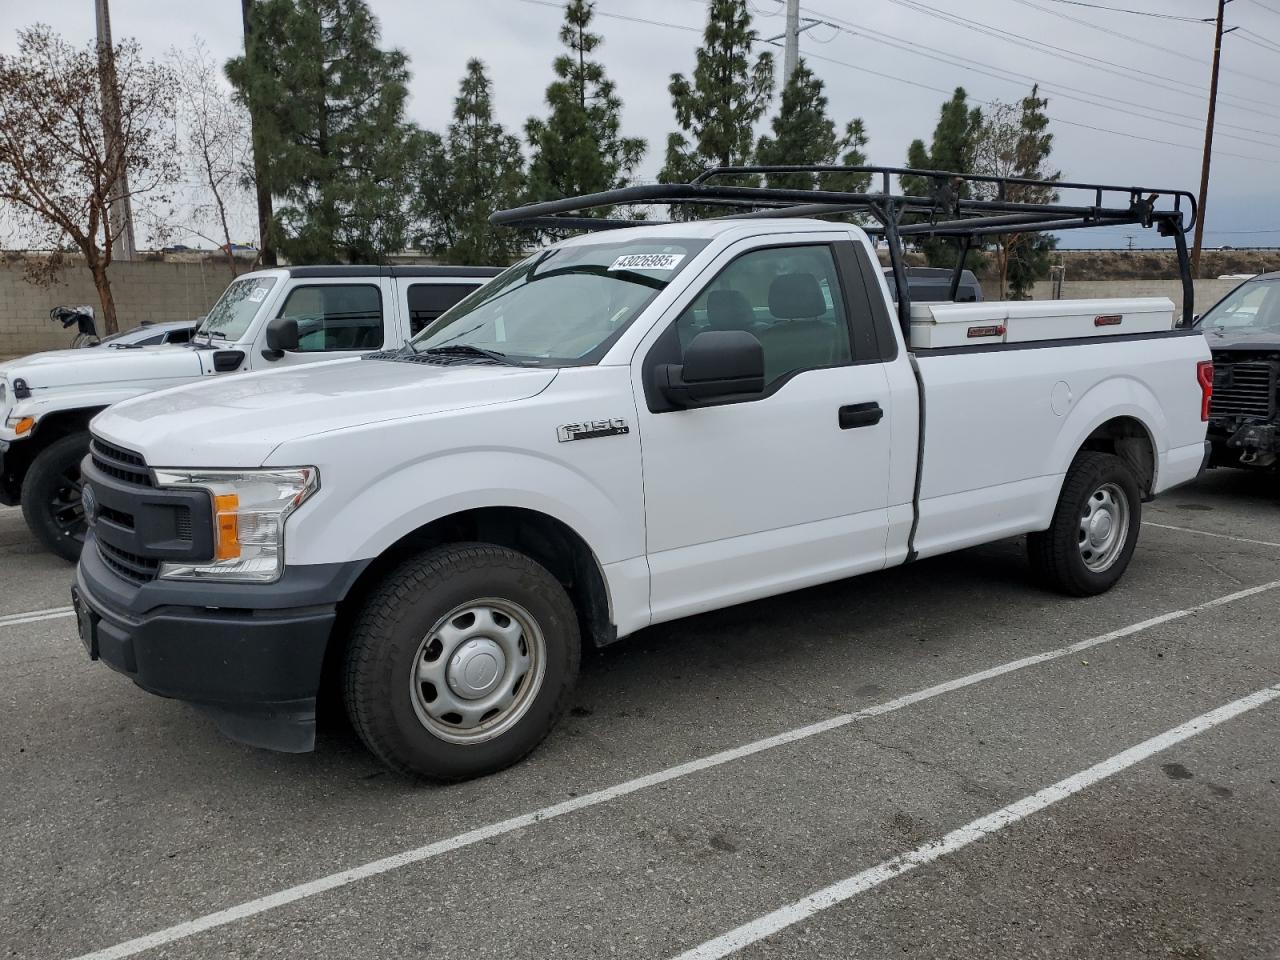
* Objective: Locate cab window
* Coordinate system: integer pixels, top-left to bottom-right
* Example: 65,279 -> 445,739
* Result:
672,245 -> 851,387
276,284 -> 383,352
407,283 -> 480,336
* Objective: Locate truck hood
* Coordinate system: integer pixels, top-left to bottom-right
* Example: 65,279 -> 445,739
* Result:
0,344 -> 203,390
1202,328 -> 1280,352
92,355 -> 559,467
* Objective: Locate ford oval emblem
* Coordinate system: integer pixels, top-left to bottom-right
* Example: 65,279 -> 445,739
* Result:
81,483 -> 98,526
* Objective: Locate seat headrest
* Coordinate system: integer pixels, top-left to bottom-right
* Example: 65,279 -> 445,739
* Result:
707,289 -> 755,331
768,273 -> 825,319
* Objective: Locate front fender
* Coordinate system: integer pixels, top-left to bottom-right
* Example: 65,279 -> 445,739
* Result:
281,446 -> 646,572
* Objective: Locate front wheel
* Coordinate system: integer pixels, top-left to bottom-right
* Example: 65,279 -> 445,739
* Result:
343,543 -> 581,781
21,432 -> 91,562
1028,451 -> 1142,597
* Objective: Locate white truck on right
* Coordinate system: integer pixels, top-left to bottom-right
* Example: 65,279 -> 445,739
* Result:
72,166 -> 1212,780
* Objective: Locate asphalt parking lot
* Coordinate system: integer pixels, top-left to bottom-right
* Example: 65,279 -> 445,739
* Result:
2,470 -> 1278,960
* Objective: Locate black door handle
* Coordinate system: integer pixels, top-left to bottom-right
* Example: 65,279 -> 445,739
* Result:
838,401 -> 883,429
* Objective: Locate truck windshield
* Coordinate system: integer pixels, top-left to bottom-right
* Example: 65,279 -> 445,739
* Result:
1199,278 -> 1280,334
410,238 -> 710,365
194,276 -> 278,342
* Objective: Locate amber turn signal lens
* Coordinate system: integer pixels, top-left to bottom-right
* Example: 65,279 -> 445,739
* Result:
213,493 -> 240,560
13,417 -> 34,436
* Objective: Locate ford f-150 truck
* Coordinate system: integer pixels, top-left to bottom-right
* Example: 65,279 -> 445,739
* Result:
0,266 -> 499,560
71,167 -> 1212,781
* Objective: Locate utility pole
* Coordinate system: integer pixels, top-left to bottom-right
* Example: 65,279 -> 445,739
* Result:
1192,0 -> 1233,277
783,0 -> 801,82
241,0 -> 277,266
94,0 -> 137,261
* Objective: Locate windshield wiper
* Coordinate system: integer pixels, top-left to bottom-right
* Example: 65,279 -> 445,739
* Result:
421,344 -> 520,365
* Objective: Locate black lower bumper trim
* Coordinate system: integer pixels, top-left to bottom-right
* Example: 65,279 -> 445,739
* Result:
74,534 -> 360,753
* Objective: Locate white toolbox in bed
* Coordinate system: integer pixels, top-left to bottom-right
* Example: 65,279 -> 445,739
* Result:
908,297 -> 1176,349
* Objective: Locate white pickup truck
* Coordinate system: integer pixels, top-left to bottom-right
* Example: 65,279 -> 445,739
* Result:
0,265 -> 499,558
71,168 -> 1212,780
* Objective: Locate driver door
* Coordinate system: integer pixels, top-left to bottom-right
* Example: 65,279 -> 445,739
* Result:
634,237 -> 895,624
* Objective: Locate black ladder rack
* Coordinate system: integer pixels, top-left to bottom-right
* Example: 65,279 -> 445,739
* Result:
490,164 -> 1199,331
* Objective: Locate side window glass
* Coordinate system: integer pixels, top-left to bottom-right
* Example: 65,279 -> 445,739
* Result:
276,284 -> 383,352
406,283 -> 478,336
167,329 -> 192,344
673,245 -> 851,387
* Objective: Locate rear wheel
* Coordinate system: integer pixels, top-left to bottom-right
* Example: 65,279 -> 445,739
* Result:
343,543 -> 580,781
1028,451 -> 1141,596
21,432 -> 91,562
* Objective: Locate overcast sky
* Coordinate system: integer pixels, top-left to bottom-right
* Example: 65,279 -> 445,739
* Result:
4,0 -> 1279,250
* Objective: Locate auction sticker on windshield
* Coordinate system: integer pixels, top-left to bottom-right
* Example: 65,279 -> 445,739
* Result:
609,253 -> 685,271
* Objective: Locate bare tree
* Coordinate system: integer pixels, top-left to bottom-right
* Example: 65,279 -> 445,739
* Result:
171,39 -> 253,276
0,26 -> 179,334
972,88 -> 1058,299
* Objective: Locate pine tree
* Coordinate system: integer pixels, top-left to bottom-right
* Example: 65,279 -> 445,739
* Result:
901,87 -> 984,268
226,0 -> 421,264
524,0 -> 645,213
659,0 -> 773,215
754,61 -> 869,195
1005,86 -> 1058,299
414,59 -> 527,266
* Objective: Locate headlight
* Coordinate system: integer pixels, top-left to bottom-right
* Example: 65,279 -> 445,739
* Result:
0,380 -> 7,404
153,467 -> 318,582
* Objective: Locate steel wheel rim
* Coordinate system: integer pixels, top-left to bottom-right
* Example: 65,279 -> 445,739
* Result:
1078,481 -> 1129,573
409,597 -> 546,745
50,464 -> 86,542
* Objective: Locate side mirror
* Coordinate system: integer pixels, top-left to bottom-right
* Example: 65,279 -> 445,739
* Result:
262,316 -> 299,360
658,330 -> 765,408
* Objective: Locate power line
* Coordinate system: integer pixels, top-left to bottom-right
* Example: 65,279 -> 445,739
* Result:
1250,0 -> 1280,17
1027,0 -> 1212,21
1235,27 -> 1280,52
512,0 -> 1278,164
1007,0 -> 1280,91
879,0 -> 1280,114
811,15 -> 1280,147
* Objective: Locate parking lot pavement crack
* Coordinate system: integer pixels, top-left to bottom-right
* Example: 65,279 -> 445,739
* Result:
1192,553 -> 1245,586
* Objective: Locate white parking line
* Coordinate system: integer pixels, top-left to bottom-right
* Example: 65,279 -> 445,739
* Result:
1144,521 -> 1280,550
70,578 -> 1280,960
0,606 -> 74,629
670,682 -> 1280,960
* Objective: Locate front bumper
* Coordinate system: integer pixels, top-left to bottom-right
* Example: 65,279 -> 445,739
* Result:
0,436 -> 27,505
74,532 -> 367,752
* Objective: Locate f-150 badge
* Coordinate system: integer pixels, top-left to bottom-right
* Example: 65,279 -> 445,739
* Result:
557,419 -> 630,442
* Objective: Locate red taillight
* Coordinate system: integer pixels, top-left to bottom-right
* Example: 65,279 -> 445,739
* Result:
1197,360 -> 1214,421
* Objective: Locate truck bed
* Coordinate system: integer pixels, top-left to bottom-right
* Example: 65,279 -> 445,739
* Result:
906,323 -> 1209,561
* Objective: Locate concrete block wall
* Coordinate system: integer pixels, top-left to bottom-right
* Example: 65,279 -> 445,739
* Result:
0,259 -> 252,359
1021,278 -> 1240,316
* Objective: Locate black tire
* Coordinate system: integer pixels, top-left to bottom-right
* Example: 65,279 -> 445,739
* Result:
1028,451 -> 1142,597
21,432 -> 91,562
343,542 -> 581,781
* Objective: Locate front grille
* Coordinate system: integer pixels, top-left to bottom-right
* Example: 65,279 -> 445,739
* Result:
90,438 -> 153,488
1210,360 -> 1277,419
98,539 -> 160,584
99,504 -> 134,530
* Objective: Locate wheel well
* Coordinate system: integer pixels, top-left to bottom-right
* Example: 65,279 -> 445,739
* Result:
335,507 -> 616,651
0,408 -> 102,500
31,408 -> 103,446
1080,416 -> 1156,498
